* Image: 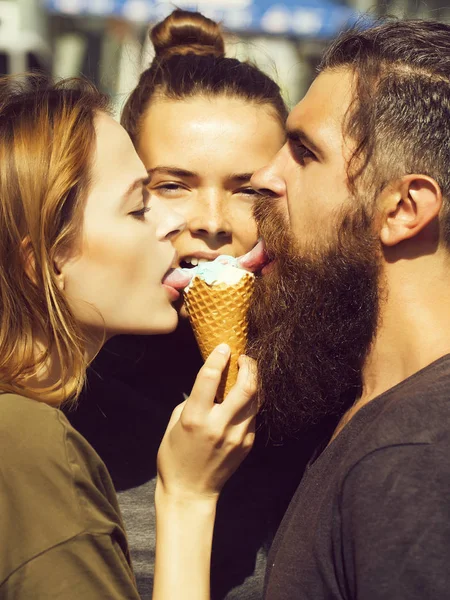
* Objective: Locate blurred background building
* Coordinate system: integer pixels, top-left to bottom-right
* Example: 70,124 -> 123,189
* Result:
1,0 -> 450,115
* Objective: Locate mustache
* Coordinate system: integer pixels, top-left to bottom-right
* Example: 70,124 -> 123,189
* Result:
253,193 -> 293,260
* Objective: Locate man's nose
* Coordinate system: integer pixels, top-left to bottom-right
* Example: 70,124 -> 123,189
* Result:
251,150 -> 287,198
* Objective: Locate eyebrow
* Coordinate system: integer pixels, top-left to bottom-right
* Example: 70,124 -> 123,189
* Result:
148,166 -> 254,184
286,128 -> 324,158
147,166 -> 198,179
122,176 -> 151,203
227,172 -> 254,183
147,167 -> 255,186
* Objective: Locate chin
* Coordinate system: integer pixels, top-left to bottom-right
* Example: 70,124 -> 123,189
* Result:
145,313 -> 179,335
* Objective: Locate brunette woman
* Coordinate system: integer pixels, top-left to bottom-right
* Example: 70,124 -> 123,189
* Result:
71,10 -> 312,600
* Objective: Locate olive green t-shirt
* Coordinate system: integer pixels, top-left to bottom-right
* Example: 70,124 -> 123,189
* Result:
0,393 -> 140,599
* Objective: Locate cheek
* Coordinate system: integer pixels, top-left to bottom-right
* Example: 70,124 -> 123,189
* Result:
70,219 -> 156,289
228,201 -> 258,251
85,215 -> 153,266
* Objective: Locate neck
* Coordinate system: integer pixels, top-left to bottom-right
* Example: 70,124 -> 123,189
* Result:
330,250 -> 450,443
361,250 -> 450,406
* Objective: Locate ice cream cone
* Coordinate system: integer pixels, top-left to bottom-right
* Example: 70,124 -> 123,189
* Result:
183,272 -> 254,402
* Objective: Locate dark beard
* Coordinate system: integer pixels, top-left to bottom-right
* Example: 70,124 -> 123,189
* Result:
247,196 -> 381,437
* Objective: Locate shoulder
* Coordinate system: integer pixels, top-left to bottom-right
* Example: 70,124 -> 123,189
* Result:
0,392 -> 116,500
0,393 -> 69,458
342,439 -> 450,501
0,393 -> 103,470
0,394 -> 123,585
335,356 -> 450,500
346,357 -> 450,467
337,442 -> 450,598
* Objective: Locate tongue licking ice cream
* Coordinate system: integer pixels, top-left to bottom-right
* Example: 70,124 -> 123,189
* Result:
183,256 -> 255,402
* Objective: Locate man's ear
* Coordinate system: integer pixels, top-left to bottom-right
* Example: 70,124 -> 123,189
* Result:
379,174 -> 442,247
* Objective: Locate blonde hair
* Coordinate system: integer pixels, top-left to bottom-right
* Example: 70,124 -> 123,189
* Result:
0,74 -> 110,404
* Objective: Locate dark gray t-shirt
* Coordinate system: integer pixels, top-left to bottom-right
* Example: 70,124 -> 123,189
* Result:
265,354 -> 450,599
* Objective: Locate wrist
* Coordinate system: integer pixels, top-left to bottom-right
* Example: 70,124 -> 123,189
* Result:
155,478 -> 219,515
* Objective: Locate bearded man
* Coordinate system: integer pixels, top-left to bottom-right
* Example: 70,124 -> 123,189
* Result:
242,18 -> 450,599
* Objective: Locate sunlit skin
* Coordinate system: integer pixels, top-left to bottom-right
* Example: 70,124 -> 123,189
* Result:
251,69 -> 354,252
59,113 -> 186,339
137,96 -> 285,274
252,68 -> 450,433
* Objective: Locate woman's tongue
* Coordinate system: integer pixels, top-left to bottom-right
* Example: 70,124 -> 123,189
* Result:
162,268 -> 193,290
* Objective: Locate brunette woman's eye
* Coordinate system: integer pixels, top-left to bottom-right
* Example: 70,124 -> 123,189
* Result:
155,183 -> 185,193
238,187 -> 259,196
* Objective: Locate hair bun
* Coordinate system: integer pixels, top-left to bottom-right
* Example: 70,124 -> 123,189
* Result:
150,9 -> 225,60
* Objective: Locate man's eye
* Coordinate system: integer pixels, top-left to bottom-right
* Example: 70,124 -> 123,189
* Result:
130,206 -> 151,219
291,142 -> 315,165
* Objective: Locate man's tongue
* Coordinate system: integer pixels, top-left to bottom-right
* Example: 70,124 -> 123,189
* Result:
162,268 -> 193,290
237,240 -> 269,272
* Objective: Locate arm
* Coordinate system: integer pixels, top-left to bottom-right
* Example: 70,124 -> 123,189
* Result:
1,533 -> 140,599
153,344 -> 257,600
340,442 -> 450,599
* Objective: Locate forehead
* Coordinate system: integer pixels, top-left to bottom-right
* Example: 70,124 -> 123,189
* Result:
93,112 -> 145,182
138,96 -> 284,168
287,68 -> 354,151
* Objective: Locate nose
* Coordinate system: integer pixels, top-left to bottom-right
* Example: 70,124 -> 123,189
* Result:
154,197 -> 186,241
251,147 -> 287,199
188,192 -> 232,242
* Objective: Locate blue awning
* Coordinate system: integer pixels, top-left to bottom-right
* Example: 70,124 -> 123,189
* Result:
45,0 -> 364,38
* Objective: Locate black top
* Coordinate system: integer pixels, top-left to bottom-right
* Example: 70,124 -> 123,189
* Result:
67,324 -> 317,599
265,354 -> 450,600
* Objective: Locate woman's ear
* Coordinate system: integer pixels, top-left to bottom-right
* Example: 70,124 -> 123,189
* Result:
20,236 -> 38,286
379,174 -> 442,247
54,264 -> 65,291
53,253 -> 66,291
21,236 -> 65,290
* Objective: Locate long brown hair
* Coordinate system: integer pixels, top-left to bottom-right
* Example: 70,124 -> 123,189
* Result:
0,74 -> 109,404
121,9 -> 288,144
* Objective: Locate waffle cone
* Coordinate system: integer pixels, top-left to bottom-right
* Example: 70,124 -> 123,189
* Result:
184,273 -> 254,402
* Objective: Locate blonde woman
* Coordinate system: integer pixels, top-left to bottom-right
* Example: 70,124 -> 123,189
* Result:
0,74 -> 256,599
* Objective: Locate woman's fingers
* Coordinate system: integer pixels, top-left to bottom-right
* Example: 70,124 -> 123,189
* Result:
158,351 -> 258,499
187,343 -> 231,412
221,355 -> 258,423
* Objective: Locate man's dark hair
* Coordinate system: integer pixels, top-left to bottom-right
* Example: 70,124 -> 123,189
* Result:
320,19 -> 450,242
